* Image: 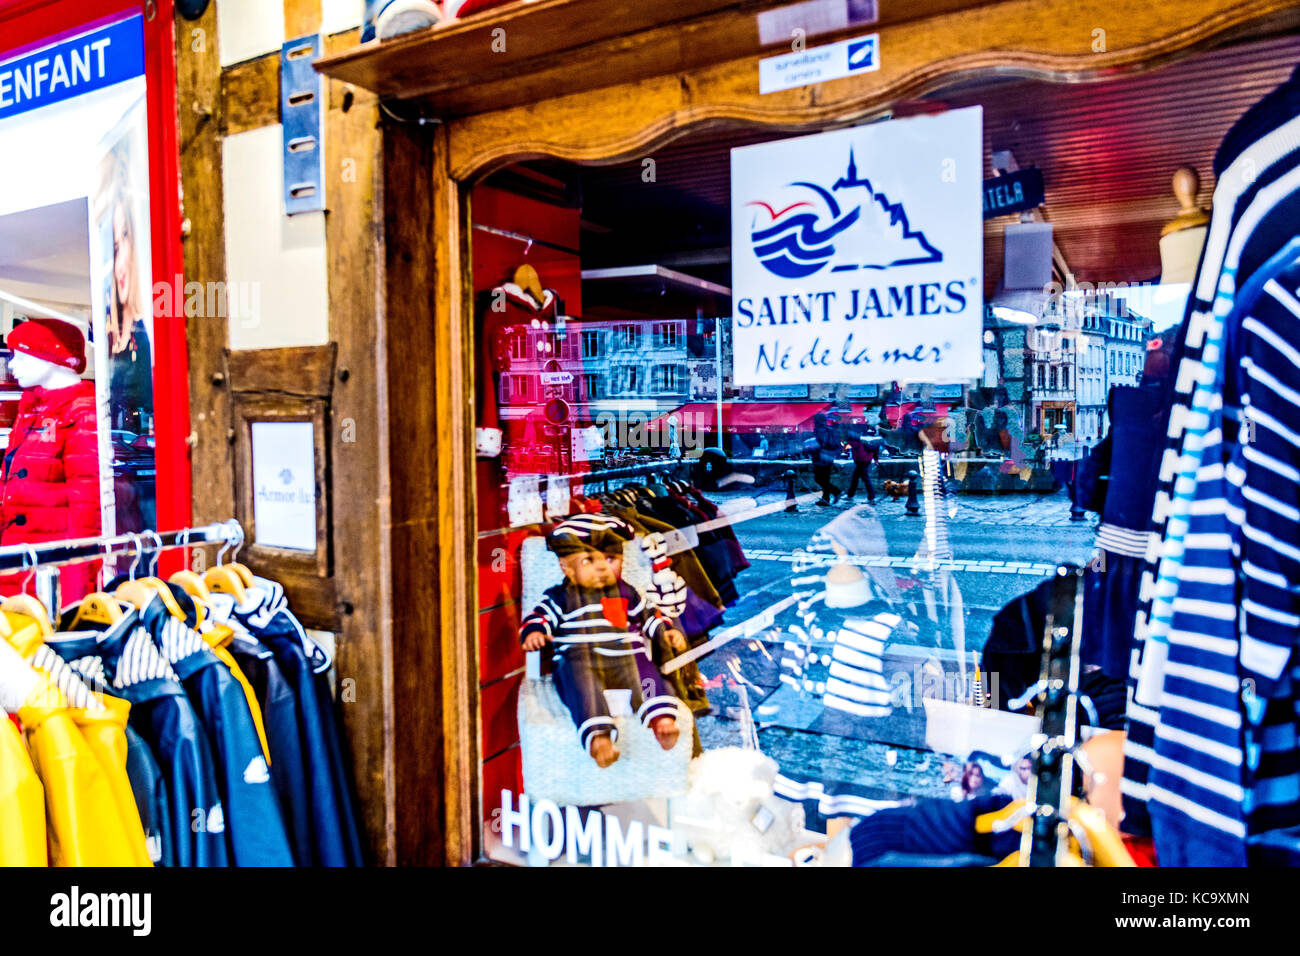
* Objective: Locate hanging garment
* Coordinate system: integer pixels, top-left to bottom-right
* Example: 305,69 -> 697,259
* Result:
0,634 -> 141,866
155,582 -> 273,765
1143,242 -> 1300,865
223,579 -> 365,866
123,722 -> 170,867
1123,74 -> 1300,842
849,793 -> 1019,866
222,611 -> 314,867
0,694 -> 46,866
1077,386 -> 1168,683
48,610 -> 229,867
606,504 -> 724,609
139,596 -> 295,867
4,613 -> 155,866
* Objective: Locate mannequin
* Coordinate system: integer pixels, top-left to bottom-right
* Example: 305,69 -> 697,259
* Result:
0,319 -> 100,598
8,352 -> 81,391
1158,166 -> 1210,285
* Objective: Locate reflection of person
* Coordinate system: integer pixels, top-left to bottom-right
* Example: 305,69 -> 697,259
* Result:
845,424 -> 892,503
810,412 -> 842,506
994,756 -> 1034,800
107,154 -> 153,434
520,516 -> 683,767
0,319 -> 99,597
961,761 -> 992,799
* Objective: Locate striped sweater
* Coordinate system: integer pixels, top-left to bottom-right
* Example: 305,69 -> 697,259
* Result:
1123,106 -> 1300,843
1139,243 -> 1300,864
521,579 -> 666,661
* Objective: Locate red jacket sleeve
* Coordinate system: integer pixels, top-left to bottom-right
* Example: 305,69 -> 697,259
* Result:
62,393 -> 102,539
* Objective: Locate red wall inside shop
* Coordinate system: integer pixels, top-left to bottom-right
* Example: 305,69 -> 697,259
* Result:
472,182 -> 582,845
0,0 -> 191,555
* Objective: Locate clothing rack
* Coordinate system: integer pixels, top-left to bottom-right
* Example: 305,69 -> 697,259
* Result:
503,459 -> 689,495
0,519 -> 244,618
1021,565 -> 1086,866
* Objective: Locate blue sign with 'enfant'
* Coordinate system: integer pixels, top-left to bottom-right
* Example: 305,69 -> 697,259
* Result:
0,15 -> 145,122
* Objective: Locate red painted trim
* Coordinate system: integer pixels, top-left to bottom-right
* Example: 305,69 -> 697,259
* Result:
0,0 -> 193,560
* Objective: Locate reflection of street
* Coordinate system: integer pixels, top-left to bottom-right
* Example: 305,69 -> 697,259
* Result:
691,483 -> 1096,819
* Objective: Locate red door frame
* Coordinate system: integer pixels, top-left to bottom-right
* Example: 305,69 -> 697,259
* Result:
0,0 -> 192,542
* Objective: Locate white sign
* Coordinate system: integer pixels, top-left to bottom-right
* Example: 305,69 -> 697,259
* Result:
730,107 -> 984,386
251,421 -> 317,551
540,371 -> 574,385
758,32 -> 879,95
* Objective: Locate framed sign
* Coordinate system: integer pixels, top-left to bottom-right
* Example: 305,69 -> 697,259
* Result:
251,421 -> 318,551
731,107 -> 984,386
228,344 -> 337,627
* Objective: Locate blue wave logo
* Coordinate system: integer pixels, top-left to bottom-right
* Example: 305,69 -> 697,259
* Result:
746,148 -> 943,279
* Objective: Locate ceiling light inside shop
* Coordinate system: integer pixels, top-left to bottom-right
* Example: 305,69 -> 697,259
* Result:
991,306 -> 1038,325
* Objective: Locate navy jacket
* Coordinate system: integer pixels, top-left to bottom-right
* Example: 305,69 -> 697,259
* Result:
49,611 -> 229,867
140,596 -> 296,867
124,723 -> 172,867
233,582 -> 366,866
227,628 -> 314,866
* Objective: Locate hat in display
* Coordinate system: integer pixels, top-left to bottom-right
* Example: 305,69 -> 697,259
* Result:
546,514 -> 635,557
7,318 -> 87,374
448,0 -> 514,17
367,0 -> 442,42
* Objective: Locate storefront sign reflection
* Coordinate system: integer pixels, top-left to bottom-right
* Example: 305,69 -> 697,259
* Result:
730,108 -> 985,386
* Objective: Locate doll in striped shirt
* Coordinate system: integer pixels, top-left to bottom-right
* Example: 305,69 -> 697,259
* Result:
521,515 -> 684,767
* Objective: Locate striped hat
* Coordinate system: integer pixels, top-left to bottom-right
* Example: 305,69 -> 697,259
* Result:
546,513 -> 635,557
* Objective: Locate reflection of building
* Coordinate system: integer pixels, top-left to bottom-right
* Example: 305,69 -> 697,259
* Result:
988,290 -> 1152,444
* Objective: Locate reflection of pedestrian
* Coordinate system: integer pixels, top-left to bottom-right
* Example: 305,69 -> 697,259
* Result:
108,154 -> 154,435
845,424 -> 885,503
810,412 -> 841,506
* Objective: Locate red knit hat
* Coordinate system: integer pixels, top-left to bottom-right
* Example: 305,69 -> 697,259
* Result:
452,0 -> 513,16
7,318 -> 87,374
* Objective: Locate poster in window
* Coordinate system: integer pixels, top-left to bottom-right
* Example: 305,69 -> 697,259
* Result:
90,93 -> 156,536
731,107 -> 984,386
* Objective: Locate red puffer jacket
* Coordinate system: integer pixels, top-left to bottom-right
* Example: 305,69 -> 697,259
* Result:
0,382 -> 101,597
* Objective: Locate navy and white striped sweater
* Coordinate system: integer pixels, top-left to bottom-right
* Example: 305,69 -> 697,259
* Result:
1140,243 -> 1300,864
521,579 -> 666,661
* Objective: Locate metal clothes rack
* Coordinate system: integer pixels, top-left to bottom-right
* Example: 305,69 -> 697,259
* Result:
1021,564 -> 1087,866
501,459 -> 689,496
0,519 -> 244,619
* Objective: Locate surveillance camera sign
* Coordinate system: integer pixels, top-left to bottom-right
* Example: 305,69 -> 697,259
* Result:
730,107 -> 984,385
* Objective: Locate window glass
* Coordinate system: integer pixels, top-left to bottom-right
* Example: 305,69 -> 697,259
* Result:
469,40 -> 1282,865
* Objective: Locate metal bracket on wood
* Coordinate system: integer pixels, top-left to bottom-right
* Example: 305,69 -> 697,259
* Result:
281,34 -> 325,216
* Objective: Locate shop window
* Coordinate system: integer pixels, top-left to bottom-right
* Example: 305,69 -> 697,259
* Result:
465,43 -> 1283,867
654,322 -> 681,349
615,324 -> 641,350
508,331 -> 528,360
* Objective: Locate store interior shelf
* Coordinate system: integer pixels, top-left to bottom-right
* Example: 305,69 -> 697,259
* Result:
581,263 -> 731,315
312,0 -> 998,118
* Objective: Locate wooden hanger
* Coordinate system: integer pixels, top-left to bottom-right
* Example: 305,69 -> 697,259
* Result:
116,576 -> 187,621
204,566 -> 249,605
228,562 -> 256,589
68,593 -> 126,628
513,264 -> 545,306
170,569 -> 211,602
1,594 -> 52,637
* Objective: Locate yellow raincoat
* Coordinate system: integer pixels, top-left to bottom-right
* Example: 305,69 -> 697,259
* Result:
4,611 -> 150,866
0,714 -> 46,865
